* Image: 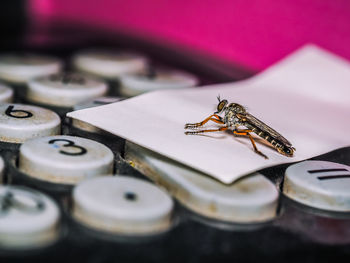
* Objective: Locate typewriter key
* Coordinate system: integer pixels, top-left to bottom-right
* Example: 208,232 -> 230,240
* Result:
72,96 -> 123,133
72,176 -> 173,235
18,136 -> 114,184
0,104 -> 60,143
72,49 -> 149,79
119,69 -> 198,97
0,185 -> 60,249
125,141 -> 279,223
73,96 -> 123,111
27,73 -> 108,107
283,160 -> 350,212
0,54 -> 62,84
0,83 -> 13,102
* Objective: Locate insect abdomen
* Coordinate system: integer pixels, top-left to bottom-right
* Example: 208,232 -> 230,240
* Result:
248,125 -> 282,147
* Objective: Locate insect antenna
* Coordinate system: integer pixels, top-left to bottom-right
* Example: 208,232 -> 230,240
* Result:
217,94 -> 221,102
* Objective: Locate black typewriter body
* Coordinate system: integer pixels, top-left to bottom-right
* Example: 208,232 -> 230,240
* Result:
0,3 -> 350,263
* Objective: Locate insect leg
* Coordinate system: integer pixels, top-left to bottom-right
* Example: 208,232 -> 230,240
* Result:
207,118 -> 225,125
185,114 -> 224,129
233,129 -> 268,159
185,126 -> 228,135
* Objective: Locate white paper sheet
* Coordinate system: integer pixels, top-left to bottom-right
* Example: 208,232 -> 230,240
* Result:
67,45 -> 350,184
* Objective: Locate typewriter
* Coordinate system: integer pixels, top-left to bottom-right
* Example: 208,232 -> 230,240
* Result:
0,1 -> 349,263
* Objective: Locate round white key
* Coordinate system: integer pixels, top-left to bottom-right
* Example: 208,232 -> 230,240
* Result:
72,49 -> 149,79
284,160 -> 350,212
19,135 -> 114,184
0,83 -> 13,102
125,141 -> 278,223
73,176 -> 173,234
0,185 -> 60,249
0,104 -> 60,143
27,73 -> 108,107
119,69 -> 198,97
0,54 -> 62,84
72,96 -> 123,133
73,96 -> 123,111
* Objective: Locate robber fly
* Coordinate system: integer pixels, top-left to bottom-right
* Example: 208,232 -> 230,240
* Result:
184,96 -> 295,159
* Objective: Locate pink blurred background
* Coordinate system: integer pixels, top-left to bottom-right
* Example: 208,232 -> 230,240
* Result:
28,0 -> 350,71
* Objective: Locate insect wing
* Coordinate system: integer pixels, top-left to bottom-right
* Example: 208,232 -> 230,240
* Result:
243,113 -> 293,147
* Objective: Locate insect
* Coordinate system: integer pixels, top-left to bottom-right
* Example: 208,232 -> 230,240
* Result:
184,96 -> 295,159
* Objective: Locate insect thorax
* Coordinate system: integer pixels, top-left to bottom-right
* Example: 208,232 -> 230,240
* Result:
223,103 -> 246,126
224,110 -> 242,127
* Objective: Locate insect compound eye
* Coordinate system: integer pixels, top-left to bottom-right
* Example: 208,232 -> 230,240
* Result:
284,147 -> 293,156
217,100 -> 228,113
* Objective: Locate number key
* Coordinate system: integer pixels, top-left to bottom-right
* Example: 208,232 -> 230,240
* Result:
0,53 -> 62,84
0,104 -> 60,143
0,185 -> 60,249
27,72 -> 108,107
19,135 -> 114,184
72,176 -> 173,234
72,49 -> 149,79
283,160 -> 350,212
119,69 -> 198,97
72,96 -> 123,133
